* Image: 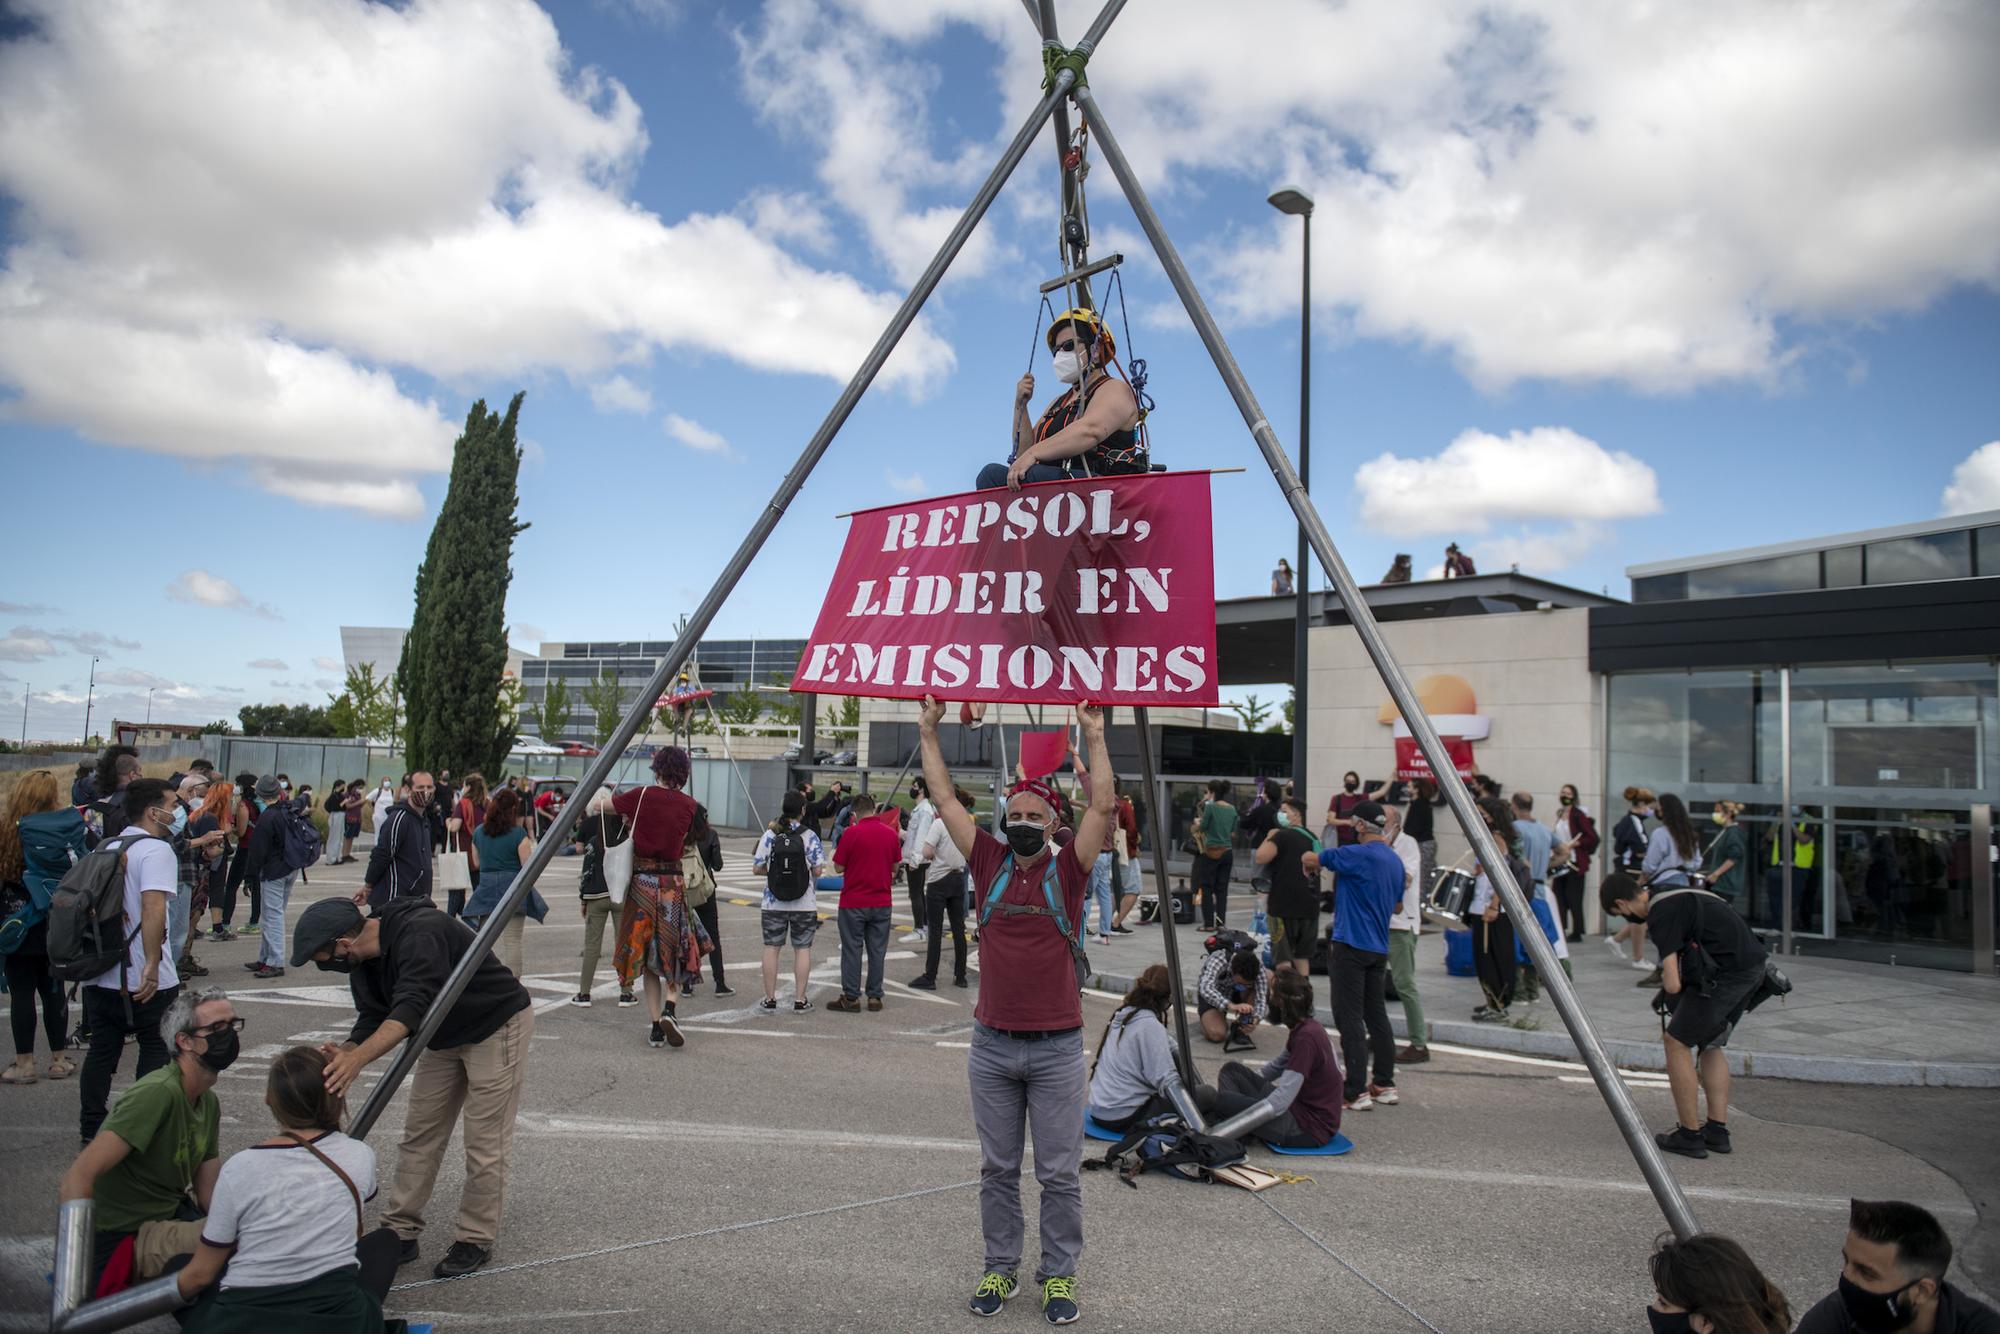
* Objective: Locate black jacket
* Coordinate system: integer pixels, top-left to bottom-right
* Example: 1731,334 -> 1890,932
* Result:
245,802 -> 292,883
347,899 -> 530,1051
364,801 -> 434,909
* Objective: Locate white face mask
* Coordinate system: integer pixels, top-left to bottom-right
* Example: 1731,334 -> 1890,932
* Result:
1051,349 -> 1082,384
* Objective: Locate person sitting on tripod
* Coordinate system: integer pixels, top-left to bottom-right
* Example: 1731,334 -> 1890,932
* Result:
979,308 -> 1144,492
1196,944 -> 1266,1052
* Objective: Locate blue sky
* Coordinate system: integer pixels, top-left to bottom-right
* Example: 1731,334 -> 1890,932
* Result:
2,0 -> 1997,740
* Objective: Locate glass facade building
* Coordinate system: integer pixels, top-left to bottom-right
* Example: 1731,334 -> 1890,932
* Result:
1597,512 -> 2000,972
518,638 -> 807,744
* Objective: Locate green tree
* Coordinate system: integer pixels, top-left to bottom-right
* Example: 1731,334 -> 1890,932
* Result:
494,676 -> 525,756
326,662 -> 396,741
1279,691 -> 1295,735
832,696 -> 861,731
238,702 -> 335,736
1229,693 -> 1273,732
400,394 -> 530,776
714,689 -> 763,731
582,670 -> 624,748
535,677 -> 574,743
325,693 -> 361,739
200,720 -> 235,735
762,672 -> 801,729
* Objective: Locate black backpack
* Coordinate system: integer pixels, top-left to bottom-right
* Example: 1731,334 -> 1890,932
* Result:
1082,1112 -> 1248,1188
47,833 -> 159,983
766,825 -> 811,902
278,803 -> 323,872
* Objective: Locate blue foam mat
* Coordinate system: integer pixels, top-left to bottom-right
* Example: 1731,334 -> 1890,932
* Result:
1086,1115 -> 1353,1157
1268,1132 -> 1355,1156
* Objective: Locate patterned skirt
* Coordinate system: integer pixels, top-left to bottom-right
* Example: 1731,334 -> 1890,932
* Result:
614,859 -> 711,988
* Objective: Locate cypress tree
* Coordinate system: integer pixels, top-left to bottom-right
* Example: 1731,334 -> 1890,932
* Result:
400,393 -> 529,776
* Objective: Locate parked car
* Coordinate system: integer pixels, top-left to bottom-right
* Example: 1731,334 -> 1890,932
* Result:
560,742 -> 600,757
828,750 -> 858,766
509,734 -> 564,757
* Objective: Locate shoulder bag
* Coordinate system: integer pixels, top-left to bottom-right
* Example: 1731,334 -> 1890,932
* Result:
435,831 -> 472,896
603,798 -> 637,906
284,1132 -> 364,1240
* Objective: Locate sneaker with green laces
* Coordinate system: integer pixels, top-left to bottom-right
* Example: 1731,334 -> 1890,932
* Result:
1040,1275 -> 1079,1325
968,1271 -> 1018,1317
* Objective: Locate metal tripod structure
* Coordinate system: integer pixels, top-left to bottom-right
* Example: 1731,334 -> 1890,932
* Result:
49,2 -> 1694,1327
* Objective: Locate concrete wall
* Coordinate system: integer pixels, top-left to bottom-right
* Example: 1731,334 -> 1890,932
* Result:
1306,606 -> 1602,883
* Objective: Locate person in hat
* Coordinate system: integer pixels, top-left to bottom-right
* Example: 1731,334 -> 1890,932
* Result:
1305,800 -> 1403,1112
240,775 -> 294,979
917,693 -> 1109,1327
292,895 -> 533,1280
977,307 -> 1147,492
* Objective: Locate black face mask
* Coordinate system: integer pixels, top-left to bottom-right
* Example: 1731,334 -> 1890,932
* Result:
909,787 -> 921,801
1560,794 -> 1575,806
1838,1273 -> 1921,1332
1343,779 -> 1359,792
317,956 -> 354,974
195,1027 -> 240,1073
1005,821 -> 1048,860
1646,1309 -> 1693,1334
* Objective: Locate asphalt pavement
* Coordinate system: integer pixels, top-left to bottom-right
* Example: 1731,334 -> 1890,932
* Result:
3,835 -> 1994,1333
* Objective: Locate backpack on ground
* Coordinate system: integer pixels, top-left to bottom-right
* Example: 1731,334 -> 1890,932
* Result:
1203,927 -> 1258,957
1082,1112 -> 1248,1189
46,834 -> 157,983
279,803 -> 324,872
766,825 -> 811,902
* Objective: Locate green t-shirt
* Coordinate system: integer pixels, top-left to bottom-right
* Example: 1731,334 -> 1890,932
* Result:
1705,824 -> 1747,900
1198,799 -> 1239,848
95,1061 -> 220,1234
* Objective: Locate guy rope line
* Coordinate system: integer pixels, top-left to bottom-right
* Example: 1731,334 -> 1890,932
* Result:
391,1179 -> 982,1291
1256,1193 -> 1448,1333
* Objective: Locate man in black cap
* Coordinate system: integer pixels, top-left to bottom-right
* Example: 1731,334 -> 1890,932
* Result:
292,896 -> 532,1279
1307,800 -> 1403,1112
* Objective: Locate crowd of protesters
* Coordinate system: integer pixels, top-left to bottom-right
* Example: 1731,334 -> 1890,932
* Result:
9,739 -> 1995,1331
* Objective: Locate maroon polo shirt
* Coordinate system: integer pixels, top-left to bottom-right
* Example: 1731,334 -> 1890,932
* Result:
967,829 -> 1087,1032
832,818 -> 900,909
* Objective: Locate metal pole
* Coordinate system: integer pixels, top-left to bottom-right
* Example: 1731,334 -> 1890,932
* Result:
349,59 -> 1095,1141
82,656 -> 98,747
1971,802 -> 1993,976
1133,706 -> 1197,1084
1292,210 -> 1311,790
1781,666 -> 1794,959
1075,84 -> 1701,1240
1034,0 -> 1091,313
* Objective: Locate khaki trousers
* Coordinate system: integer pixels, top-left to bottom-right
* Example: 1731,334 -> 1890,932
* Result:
381,1005 -> 533,1247
579,895 -> 617,993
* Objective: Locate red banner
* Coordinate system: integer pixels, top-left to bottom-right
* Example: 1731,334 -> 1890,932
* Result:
1393,735 -> 1476,781
792,472 -> 1218,706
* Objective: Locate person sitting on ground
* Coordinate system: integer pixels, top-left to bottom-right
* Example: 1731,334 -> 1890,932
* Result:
175,1046 -> 402,1331
1196,943 -> 1267,1050
1196,969 -> 1342,1149
1647,1232 -> 1793,1334
1087,965 -> 1198,1133
1793,1199 -> 1999,1333
1380,553 -> 1413,584
1601,870 -> 1768,1161
58,987 -> 234,1293
979,307 -> 1145,492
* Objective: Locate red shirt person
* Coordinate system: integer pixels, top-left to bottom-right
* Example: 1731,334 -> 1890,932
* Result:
827,793 -> 901,1010
917,694 -> 1111,1324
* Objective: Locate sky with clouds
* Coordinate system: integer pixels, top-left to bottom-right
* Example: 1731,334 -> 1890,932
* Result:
1,0 -> 1997,740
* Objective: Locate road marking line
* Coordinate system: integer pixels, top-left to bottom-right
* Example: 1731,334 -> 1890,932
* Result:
516,1114 -> 981,1153
1425,1040 -> 1663,1079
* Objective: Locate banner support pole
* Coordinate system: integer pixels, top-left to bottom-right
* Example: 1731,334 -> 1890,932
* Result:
348,53 -> 1097,1142
1074,82 -> 1701,1240
1132,706 -> 1198,1085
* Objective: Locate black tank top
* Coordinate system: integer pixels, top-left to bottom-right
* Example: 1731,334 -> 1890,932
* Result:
1033,376 -> 1146,476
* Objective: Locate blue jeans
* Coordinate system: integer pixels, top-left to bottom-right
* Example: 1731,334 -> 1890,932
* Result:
1087,852 -> 1115,936
976,461 -> 1071,490
837,906 -> 892,999
258,874 -> 295,967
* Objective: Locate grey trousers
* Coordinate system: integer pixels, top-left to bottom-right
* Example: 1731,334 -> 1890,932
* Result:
968,1021 -> 1086,1281
837,906 -> 891,999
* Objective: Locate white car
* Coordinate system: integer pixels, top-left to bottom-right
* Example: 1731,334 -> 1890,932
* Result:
508,734 -> 565,757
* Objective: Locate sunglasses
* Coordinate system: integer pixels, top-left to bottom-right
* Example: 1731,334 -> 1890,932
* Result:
1053,339 -> 1077,353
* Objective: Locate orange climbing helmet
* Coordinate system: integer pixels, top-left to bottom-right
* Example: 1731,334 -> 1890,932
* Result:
1047,307 -> 1115,360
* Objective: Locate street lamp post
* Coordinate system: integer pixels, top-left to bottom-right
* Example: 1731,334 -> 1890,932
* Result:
1268,187 -> 1314,794
145,687 -> 154,726
81,657 -> 100,747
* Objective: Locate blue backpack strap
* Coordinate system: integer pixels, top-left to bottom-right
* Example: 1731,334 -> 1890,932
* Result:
979,853 -> 1074,944
1038,862 -> 1077,945
978,855 -> 1015,928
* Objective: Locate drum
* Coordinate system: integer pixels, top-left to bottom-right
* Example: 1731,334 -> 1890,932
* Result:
1424,868 -> 1476,925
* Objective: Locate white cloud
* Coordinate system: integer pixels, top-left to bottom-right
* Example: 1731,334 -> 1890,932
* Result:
313,656 -> 344,672
1355,427 -> 1659,535
247,658 -> 290,671
166,569 -> 282,619
588,375 -> 653,415
743,189 -> 838,256
735,0 -> 1010,286
0,628 -> 58,662
510,623 -> 549,647
0,601 -> 55,614
825,0 -> 2000,392
0,0 -> 954,517
95,667 -> 175,689
1941,441 -> 2000,516
884,468 -> 928,495
663,413 -> 738,459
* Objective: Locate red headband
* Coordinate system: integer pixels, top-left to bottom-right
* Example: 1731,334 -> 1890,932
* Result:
1005,778 -> 1062,811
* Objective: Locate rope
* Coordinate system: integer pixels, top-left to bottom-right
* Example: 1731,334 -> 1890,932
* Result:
1041,42 -> 1090,93
391,1178 -> 980,1291
1256,1193 -> 1447,1333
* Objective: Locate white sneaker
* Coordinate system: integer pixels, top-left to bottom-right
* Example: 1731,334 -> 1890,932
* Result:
1344,1092 -> 1375,1111
1603,935 -> 1625,960
1369,1084 -> 1399,1106
900,928 -> 928,943
1094,934 -> 1111,946
1629,958 -> 1656,972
